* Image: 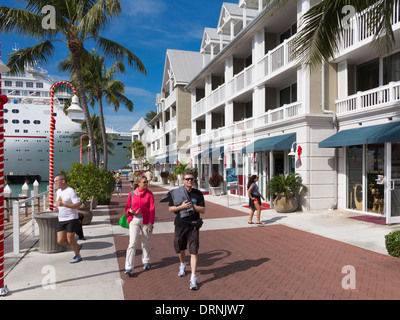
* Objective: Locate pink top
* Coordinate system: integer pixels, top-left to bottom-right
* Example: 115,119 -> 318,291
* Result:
125,188 -> 155,225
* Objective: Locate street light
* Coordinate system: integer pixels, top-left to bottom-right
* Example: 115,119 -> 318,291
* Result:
288,142 -> 297,156
49,81 -> 83,211
0,44 -> 10,296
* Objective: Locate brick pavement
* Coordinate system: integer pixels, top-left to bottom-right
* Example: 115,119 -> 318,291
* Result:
111,177 -> 400,300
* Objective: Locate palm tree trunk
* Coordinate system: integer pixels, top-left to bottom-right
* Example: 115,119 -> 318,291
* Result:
71,51 -> 97,164
97,98 -> 108,171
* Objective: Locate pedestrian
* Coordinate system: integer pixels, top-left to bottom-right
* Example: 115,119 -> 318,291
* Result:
247,175 -> 264,225
124,175 -> 155,277
115,174 -> 122,197
128,169 -> 135,189
165,170 -> 205,290
54,173 -> 83,263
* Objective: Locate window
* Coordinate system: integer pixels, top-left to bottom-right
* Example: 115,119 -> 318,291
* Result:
16,81 -> 23,88
279,83 -> 297,106
36,82 -> 44,88
33,120 -> 41,124
12,109 -> 19,113
12,119 -> 19,124
26,82 -> 34,88
356,58 -> 379,91
4,81 -> 12,86
383,51 -> 400,85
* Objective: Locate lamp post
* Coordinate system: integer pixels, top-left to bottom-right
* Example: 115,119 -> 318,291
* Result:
49,81 -> 83,211
0,42 -> 10,296
80,133 -> 89,164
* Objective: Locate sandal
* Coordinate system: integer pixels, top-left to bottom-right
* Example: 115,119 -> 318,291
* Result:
248,222 -> 254,224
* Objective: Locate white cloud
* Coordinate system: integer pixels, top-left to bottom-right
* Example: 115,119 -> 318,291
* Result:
124,86 -> 155,100
122,0 -> 167,17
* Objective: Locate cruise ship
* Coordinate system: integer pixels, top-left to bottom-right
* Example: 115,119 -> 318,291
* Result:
1,61 -> 132,182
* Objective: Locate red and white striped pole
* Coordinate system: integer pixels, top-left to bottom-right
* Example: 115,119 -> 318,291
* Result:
0,40 -> 10,296
49,81 -> 77,211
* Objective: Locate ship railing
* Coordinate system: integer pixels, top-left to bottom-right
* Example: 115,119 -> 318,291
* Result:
12,189 -> 49,254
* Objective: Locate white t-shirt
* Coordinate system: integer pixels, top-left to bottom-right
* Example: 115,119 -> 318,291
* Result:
56,186 -> 80,221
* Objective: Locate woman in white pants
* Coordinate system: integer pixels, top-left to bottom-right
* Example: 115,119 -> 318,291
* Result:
124,175 -> 155,276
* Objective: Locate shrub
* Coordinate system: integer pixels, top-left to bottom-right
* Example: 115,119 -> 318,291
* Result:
168,173 -> 177,181
61,163 -> 115,205
209,172 -> 223,187
385,231 -> 400,258
160,171 -> 169,178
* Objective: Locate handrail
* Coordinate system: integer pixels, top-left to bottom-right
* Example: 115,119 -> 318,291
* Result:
13,190 -> 49,254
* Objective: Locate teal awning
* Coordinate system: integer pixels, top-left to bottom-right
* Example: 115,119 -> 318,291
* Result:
198,146 -> 224,159
319,121 -> 400,148
241,133 -> 296,153
155,157 -> 166,164
167,154 -> 178,163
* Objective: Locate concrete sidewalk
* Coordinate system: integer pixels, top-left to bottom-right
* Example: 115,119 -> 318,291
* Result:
2,177 -> 400,299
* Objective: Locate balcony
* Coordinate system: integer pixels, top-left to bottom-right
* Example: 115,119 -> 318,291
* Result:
165,116 -> 177,133
193,100 -> 304,144
336,82 -> 400,115
192,35 -> 297,121
164,89 -> 176,110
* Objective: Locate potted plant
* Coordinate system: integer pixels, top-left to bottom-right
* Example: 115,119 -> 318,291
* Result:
160,171 -> 169,184
266,172 -> 307,213
168,173 -> 177,186
209,172 -> 224,196
174,161 -> 188,185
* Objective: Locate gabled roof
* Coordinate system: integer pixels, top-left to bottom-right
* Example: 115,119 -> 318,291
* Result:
201,27 -> 230,53
161,49 -> 203,91
217,2 -> 258,32
130,117 -> 148,132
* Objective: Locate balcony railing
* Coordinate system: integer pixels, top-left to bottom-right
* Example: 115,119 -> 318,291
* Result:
335,82 -> 400,114
164,89 -> 176,110
192,35 -> 297,121
165,116 -> 176,133
193,100 -> 304,144
340,2 -> 400,52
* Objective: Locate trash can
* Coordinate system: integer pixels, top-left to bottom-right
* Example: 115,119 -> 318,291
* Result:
35,211 -> 66,253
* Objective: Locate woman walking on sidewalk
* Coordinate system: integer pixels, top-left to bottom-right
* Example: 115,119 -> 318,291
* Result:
247,175 -> 264,225
124,175 -> 155,277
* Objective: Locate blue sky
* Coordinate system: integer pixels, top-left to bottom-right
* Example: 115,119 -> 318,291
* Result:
1,0 -> 227,132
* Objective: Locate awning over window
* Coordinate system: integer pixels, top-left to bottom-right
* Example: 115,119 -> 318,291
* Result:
241,133 -> 296,153
198,146 -> 224,159
319,121 -> 400,148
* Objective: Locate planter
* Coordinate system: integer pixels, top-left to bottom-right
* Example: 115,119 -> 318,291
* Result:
79,203 -> 93,225
273,193 -> 298,213
170,180 -> 176,187
210,186 -> 222,196
34,211 -> 66,253
161,177 -> 168,184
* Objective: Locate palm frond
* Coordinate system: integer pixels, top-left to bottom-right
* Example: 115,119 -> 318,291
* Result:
96,37 -> 147,75
7,41 -> 56,75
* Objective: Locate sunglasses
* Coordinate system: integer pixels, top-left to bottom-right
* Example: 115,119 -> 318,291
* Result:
185,178 -> 194,181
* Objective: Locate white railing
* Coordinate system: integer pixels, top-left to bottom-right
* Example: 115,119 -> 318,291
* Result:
336,82 -> 400,114
340,2 -> 400,51
164,89 -> 176,110
164,116 -> 176,133
13,189 -> 49,254
193,101 -> 304,143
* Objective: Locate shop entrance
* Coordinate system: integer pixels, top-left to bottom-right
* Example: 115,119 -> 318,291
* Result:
386,143 -> 400,224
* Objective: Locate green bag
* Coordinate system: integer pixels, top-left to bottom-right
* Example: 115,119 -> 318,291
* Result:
119,214 -> 129,229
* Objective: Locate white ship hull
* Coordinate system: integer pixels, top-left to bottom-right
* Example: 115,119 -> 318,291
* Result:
2,65 -> 132,181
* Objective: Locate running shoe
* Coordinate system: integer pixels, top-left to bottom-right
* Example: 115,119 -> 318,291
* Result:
190,275 -> 198,290
70,255 -> 82,263
143,263 -> 151,270
178,263 -> 186,277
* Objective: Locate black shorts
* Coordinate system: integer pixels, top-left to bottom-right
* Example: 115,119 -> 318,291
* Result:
174,225 -> 199,255
249,196 -> 261,209
57,219 -> 80,233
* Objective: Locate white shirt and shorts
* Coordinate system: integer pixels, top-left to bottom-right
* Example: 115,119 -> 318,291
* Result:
56,187 -> 80,233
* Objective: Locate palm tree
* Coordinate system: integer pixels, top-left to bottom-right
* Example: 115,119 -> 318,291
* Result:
59,49 -> 133,170
71,113 -> 116,167
265,0 -> 397,68
0,0 -> 146,164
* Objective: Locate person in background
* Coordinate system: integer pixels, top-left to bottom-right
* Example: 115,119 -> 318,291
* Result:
128,169 -> 135,189
115,173 -> 122,197
124,175 -> 155,277
54,173 -> 83,263
247,175 -> 264,225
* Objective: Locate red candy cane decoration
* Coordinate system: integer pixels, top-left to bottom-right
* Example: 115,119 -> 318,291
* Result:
49,81 -> 77,211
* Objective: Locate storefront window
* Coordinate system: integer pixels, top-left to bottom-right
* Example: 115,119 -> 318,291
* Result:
347,146 -> 363,210
366,144 -> 385,215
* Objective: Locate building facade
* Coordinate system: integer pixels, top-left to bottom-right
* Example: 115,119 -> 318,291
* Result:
145,0 -> 400,223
